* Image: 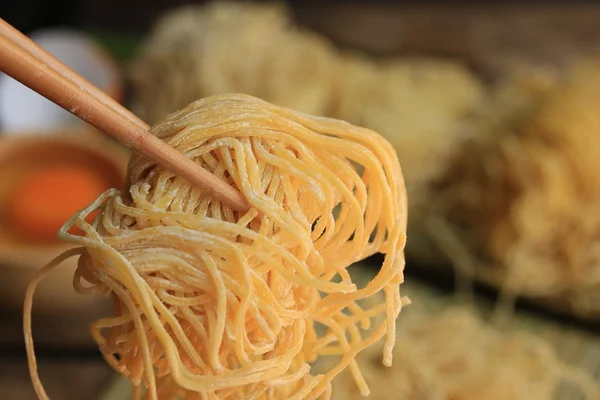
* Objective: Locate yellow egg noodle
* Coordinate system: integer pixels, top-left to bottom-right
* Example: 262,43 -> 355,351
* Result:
24,94 -> 408,399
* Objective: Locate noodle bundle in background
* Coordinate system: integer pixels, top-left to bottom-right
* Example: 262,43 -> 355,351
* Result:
25,94 -> 408,400
325,296 -> 600,400
429,58 -> 600,318
330,56 -> 484,207
318,269 -> 600,400
130,3 -> 336,125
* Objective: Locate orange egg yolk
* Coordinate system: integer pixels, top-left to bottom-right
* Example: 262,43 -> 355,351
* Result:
5,165 -> 109,242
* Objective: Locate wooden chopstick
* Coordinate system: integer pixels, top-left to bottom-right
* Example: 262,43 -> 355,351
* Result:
0,18 -> 148,130
0,24 -> 250,213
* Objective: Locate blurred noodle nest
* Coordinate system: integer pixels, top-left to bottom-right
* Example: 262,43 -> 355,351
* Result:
430,59 -> 600,316
130,3 -> 336,125
24,94 -> 408,400
130,2 -> 485,210
324,306 -> 600,400
330,55 -> 484,206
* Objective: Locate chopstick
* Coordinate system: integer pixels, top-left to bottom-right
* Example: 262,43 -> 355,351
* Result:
0,20 -> 249,213
0,19 -> 148,130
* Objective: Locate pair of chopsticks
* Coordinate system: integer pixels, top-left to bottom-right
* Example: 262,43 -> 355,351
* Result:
0,19 -> 248,212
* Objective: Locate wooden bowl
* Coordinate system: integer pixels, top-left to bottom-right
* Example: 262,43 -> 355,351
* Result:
0,130 -> 129,315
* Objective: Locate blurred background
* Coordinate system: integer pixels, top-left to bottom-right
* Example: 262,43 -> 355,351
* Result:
1,1 -> 600,399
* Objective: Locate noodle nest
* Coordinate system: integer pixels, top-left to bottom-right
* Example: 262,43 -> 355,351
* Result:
130,3 -> 336,125
429,59 -> 600,317
25,93 -> 408,400
326,306 -> 600,400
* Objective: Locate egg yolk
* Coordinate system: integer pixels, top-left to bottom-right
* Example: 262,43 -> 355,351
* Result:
5,165 -> 109,242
